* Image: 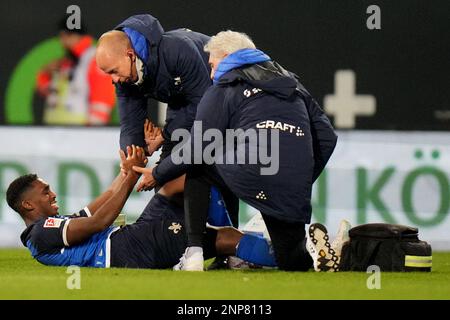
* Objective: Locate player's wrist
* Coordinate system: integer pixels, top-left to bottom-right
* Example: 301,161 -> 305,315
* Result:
123,170 -> 141,183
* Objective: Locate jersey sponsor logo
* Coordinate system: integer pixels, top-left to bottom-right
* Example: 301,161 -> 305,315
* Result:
168,222 -> 182,234
256,190 -> 268,200
43,218 -> 64,228
243,88 -> 262,98
256,120 -> 305,137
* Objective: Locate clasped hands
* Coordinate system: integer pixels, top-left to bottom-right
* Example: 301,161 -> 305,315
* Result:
119,119 -> 163,192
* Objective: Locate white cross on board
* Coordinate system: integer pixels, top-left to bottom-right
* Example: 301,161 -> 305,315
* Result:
324,70 -> 376,129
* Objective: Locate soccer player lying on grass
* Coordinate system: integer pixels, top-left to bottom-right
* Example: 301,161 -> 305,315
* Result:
6,145 -> 276,269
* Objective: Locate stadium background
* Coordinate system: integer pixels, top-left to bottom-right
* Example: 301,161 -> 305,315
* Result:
0,0 -> 449,249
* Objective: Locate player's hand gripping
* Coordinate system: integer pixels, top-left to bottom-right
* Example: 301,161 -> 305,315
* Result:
133,166 -> 157,192
144,119 -> 164,156
119,145 -> 148,177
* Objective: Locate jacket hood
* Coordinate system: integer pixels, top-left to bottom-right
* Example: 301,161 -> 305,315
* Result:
115,14 -> 164,46
218,61 -> 299,99
213,48 -> 271,84
115,14 -> 164,79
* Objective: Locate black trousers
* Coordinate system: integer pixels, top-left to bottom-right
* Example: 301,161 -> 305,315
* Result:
184,165 -> 239,247
261,213 -> 313,271
183,164 -> 312,271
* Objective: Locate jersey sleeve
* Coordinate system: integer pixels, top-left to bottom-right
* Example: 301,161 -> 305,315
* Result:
32,206 -> 91,249
65,207 -> 92,219
31,217 -> 71,249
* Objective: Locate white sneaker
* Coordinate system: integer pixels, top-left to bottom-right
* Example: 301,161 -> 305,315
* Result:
331,219 -> 352,257
173,247 -> 204,271
306,223 -> 340,272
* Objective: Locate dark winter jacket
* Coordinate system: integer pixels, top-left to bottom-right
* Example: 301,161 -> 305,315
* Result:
153,54 -> 337,223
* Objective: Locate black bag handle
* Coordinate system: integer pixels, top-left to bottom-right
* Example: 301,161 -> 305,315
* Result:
350,223 -> 418,240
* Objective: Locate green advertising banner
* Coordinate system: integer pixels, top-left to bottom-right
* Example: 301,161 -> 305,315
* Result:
0,128 -> 449,248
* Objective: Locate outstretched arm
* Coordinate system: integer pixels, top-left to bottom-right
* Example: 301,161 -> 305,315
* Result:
134,86 -> 229,190
84,174 -> 127,216
65,146 -> 147,246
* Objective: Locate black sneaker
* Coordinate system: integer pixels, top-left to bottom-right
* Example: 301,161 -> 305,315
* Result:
306,223 -> 340,272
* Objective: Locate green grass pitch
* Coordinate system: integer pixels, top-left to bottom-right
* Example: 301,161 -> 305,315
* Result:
1,249 -> 449,299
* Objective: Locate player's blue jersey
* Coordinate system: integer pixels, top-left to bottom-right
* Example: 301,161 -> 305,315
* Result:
20,208 -> 119,268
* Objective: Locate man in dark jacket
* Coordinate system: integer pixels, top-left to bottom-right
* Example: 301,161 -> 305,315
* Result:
95,15 -> 239,269
96,14 -> 211,155
134,30 -> 338,271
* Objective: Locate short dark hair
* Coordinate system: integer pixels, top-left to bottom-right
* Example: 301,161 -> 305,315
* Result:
6,174 -> 38,214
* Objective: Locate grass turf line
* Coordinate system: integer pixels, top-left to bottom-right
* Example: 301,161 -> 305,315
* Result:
1,249 -> 449,299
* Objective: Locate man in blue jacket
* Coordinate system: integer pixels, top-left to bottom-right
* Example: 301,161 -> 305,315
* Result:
95,15 -> 239,268
134,30 -> 338,272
